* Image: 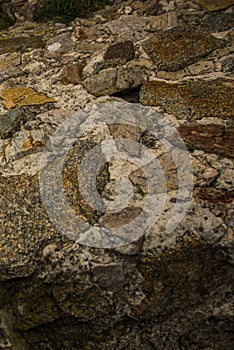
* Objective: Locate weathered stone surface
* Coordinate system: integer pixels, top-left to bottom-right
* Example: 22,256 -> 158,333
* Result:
0,36 -> 44,55
0,107 -> 25,139
5,129 -> 46,160
143,26 -> 225,71
221,55 -> 234,73
59,62 -> 84,85
140,80 -> 234,121
139,0 -> 159,15
151,11 -> 179,30
104,40 -> 135,61
105,15 -> 148,35
46,33 -> 74,54
178,123 -> 234,159
83,65 -> 147,97
194,0 -> 234,11
0,87 -> 55,109
0,52 -> 21,70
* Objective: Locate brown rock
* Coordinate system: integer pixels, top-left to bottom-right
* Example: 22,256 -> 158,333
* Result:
194,0 -> 234,11
104,40 -> 135,61
0,87 -> 55,109
143,26 -> 225,71
105,15 -> 148,35
178,123 -> 234,159
60,62 -> 84,85
139,0 -> 159,15
194,187 -> 234,204
140,80 -> 234,121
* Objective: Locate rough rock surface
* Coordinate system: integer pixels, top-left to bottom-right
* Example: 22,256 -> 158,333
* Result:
0,0 -> 233,349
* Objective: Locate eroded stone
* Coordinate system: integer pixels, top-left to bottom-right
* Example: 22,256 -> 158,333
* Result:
194,0 -> 234,11
178,123 -> 234,159
0,36 -> 44,55
140,80 -> 234,121
0,107 -> 25,139
143,26 -> 225,71
105,15 -> 148,35
104,41 -> 135,61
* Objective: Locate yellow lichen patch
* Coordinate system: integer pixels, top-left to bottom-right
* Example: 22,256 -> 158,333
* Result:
0,87 -> 55,109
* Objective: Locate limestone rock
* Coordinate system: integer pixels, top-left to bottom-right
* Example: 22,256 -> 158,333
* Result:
143,26 -> 225,71
194,0 -> 234,11
0,107 -> 25,139
83,65 -> 147,97
0,87 -> 55,109
140,80 -> 234,121
46,33 -> 74,54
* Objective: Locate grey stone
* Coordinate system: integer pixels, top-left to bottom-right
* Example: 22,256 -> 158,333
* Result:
221,55 -> 234,73
91,262 -> 125,290
83,65 -> 148,97
0,36 -> 44,55
105,15 -> 148,35
0,108 -> 25,139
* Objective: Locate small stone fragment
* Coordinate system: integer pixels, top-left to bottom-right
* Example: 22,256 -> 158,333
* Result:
91,263 -> 125,291
0,108 -> 25,139
104,41 -> 135,61
59,62 -> 84,85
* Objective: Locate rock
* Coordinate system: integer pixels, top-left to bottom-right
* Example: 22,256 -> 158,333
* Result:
91,263 -> 125,291
151,11 -> 179,30
46,33 -> 74,54
0,36 -> 44,55
83,67 -> 117,96
104,40 -> 135,61
0,87 -> 55,109
221,55 -> 234,72
194,0 -> 234,11
5,129 -> 46,161
59,62 -> 84,85
0,107 -> 25,139
139,0 -> 159,15
140,80 -> 234,121
143,26 -> 225,72
38,109 -> 73,126
83,65 -> 148,97
0,52 -> 21,70
105,15 -> 148,35
178,123 -> 234,159
194,187 -> 234,204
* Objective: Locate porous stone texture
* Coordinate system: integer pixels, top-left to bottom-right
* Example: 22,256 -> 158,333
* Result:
140,79 -> 234,121
142,26 -> 225,72
0,0 -> 234,349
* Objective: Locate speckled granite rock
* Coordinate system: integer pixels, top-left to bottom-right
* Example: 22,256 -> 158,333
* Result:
143,26 -> 225,71
140,79 -> 234,121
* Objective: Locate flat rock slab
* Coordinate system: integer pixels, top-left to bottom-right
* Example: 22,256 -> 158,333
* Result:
0,36 -> 44,55
178,123 -> 234,159
142,26 -> 225,71
105,15 -> 148,35
140,80 -> 234,121
0,87 -> 55,109
194,0 -> 234,11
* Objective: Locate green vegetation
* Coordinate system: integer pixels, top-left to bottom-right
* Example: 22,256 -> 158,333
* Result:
39,0 -> 109,22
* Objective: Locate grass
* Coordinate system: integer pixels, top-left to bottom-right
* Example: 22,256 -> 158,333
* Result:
39,0 -> 109,22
